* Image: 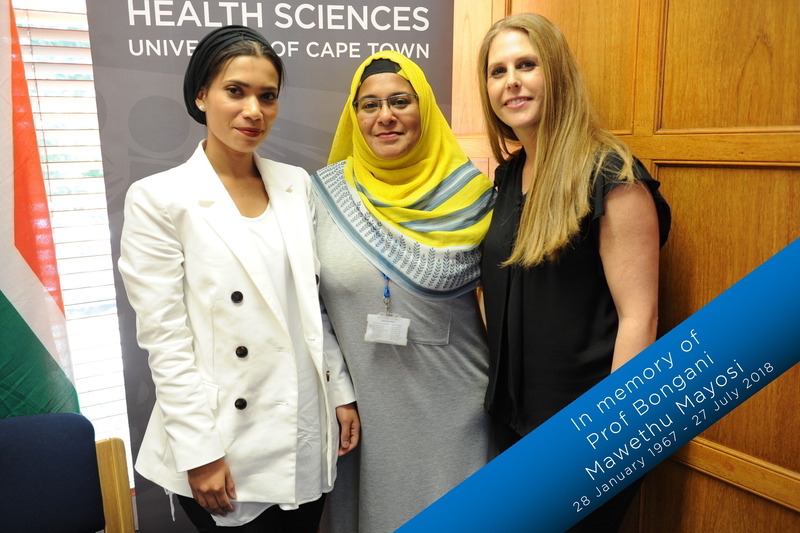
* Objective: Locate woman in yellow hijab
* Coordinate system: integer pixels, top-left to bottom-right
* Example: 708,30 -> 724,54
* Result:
311,51 -> 495,533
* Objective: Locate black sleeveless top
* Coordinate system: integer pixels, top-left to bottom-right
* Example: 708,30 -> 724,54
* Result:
480,151 -> 671,435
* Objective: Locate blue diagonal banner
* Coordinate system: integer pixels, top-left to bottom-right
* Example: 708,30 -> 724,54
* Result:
399,238 -> 800,533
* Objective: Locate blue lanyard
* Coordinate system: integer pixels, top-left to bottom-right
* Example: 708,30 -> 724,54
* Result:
382,273 -> 390,313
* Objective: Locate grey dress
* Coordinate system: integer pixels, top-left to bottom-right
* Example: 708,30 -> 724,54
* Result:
315,194 -> 493,533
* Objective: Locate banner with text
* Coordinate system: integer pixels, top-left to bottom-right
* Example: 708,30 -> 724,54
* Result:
399,238 -> 800,532
84,1 -> 453,529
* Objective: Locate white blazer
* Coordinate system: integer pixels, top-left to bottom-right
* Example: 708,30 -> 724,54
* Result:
118,142 -> 355,504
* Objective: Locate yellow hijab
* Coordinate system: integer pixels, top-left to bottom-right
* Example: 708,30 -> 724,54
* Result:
328,51 -> 493,247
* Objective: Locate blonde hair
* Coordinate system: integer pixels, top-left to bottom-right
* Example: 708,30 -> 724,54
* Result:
478,14 -> 635,267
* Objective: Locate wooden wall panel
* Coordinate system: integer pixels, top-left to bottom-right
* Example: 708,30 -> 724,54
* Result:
512,0 -> 639,133
656,165 -> 800,333
453,0 -> 509,175
656,164 -> 799,472
642,460 -> 800,532
631,0 -> 665,136
672,437 -> 800,512
452,0 -> 497,135
661,0 -> 800,131
625,133 -> 800,163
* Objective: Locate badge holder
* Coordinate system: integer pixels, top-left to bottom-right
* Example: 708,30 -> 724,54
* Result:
365,274 -> 410,346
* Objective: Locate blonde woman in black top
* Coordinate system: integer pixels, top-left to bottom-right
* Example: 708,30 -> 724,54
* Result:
477,14 -> 671,532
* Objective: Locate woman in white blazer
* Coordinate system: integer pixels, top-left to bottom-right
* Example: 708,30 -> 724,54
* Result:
118,26 -> 359,532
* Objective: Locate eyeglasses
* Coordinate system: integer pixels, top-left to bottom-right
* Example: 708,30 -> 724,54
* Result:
353,94 -> 419,115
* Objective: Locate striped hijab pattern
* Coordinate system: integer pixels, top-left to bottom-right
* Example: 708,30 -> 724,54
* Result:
313,161 -> 488,300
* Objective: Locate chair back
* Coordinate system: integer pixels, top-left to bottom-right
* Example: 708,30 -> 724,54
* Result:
0,412 -> 110,533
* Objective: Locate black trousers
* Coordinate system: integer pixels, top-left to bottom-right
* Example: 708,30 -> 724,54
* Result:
495,421 -> 642,533
177,494 -> 326,533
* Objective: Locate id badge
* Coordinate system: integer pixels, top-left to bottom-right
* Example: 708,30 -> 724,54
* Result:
365,313 -> 411,346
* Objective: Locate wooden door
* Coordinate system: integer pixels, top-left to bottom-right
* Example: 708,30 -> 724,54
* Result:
451,0 -> 800,530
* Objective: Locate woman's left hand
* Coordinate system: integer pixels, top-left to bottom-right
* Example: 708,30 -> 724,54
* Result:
335,403 -> 361,456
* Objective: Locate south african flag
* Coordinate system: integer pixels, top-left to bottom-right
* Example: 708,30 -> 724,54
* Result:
1,1 -> 79,417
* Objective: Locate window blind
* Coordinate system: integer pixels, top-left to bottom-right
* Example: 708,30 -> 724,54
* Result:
13,0 -> 133,487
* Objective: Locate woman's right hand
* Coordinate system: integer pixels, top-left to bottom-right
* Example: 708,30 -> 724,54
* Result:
187,457 -> 237,516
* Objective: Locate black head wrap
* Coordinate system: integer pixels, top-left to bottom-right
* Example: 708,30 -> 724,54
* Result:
359,58 -> 401,84
183,25 -> 279,125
